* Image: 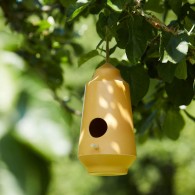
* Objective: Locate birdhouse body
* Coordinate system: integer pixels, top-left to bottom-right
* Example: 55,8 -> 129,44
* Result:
78,63 -> 136,176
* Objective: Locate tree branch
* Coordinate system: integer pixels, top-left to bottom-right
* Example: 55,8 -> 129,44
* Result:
53,92 -> 82,116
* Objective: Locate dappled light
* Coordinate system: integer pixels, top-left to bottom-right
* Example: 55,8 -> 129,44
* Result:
105,113 -> 118,129
110,141 -> 121,154
78,63 -> 136,176
0,0 -> 195,195
99,96 -> 109,108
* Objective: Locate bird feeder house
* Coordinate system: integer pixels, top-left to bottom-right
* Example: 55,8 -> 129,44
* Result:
78,63 -> 136,176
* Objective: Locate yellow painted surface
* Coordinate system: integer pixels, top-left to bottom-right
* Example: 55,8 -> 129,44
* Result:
78,63 -> 136,176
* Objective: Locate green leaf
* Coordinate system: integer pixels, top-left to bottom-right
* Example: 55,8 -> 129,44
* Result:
157,62 -> 178,83
165,77 -> 194,106
109,58 -> 120,66
109,45 -> 117,55
119,65 -> 150,106
188,45 -> 195,65
115,20 -> 129,49
162,109 -> 184,140
188,6 -> 195,21
59,0 -> 77,7
68,3 -> 89,22
143,0 -> 164,13
88,0 -> 104,14
0,134 -> 50,194
107,12 -> 120,34
107,0 -> 122,12
37,20 -> 51,32
125,15 -> 153,64
162,32 -> 188,64
96,12 -> 108,39
138,111 -> 157,134
168,0 -> 182,15
78,50 -> 99,66
96,11 -> 119,39
175,60 -> 187,80
108,0 -> 134,11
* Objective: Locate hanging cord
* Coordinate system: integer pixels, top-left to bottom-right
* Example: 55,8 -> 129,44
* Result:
106,26 -> 109,63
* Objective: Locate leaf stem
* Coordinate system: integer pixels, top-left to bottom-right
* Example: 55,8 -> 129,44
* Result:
106,26 -> 109,63
184,110 -> 195,122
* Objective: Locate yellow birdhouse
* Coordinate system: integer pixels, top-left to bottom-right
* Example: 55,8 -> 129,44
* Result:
78,63 -> 136,176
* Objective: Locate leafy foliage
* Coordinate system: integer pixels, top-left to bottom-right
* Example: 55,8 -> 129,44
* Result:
0,0 -> 195,194
162,108 -> 185,140
119,65 -> 150,106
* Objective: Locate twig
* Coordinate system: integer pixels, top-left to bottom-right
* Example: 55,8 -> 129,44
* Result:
53,92 -> 82,116
184,110 -> 195,122
134,9 -> 179,35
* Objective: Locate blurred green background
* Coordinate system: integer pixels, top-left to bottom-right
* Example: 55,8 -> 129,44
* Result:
0,0 -> 195,195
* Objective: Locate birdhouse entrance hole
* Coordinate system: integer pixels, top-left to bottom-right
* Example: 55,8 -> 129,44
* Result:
89,118 -> 107,138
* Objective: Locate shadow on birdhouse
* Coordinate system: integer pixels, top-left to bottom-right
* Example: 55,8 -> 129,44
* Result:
78,63 -> 136,176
